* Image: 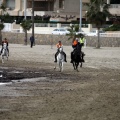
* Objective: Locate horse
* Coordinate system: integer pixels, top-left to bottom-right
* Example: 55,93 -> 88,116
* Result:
71,49 -> 83,71
54,47 -> 65,72
1,43 -> 9,63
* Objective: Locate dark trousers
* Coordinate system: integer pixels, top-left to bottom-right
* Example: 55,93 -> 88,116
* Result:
1,47 -> 9,54
30,41 -> 34,48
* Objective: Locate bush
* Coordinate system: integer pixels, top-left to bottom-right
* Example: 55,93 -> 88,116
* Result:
103,24 -> 120,31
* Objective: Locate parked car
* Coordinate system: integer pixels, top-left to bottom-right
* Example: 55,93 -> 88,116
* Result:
86,30 -> 105,36
52,28 -> 69,35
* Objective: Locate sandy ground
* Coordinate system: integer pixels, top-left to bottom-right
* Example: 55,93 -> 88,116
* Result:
0,44 -> 120,120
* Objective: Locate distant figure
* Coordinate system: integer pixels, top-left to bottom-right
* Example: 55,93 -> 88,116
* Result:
79,36 -> 85,50
30,36 -> 35,48
1,38 -> 9,55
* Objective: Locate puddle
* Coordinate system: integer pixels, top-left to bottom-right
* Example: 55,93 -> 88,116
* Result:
0,83 -> 9,85
8,71 -> 24,74
87,66 -> 99,69
11,77 -> 48,83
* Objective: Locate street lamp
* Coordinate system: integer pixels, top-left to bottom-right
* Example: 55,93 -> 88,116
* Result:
32,0 -> 34,38
24,0 -> 27,20
79,0 -> 82,32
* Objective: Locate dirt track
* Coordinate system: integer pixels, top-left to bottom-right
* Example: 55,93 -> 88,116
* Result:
0,44 -> 120,120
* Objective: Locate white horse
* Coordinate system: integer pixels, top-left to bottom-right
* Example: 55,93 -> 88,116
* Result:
1,43 -> 9,63
54,47 -> 65,72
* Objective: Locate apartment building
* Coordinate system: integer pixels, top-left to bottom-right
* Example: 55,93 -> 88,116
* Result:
0,0 -> 89,22
0,0 -> 120,21
0,0 -> 120,22
0,0 -> 120,33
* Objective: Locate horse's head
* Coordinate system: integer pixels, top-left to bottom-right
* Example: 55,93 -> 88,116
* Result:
59,47 -> 63,53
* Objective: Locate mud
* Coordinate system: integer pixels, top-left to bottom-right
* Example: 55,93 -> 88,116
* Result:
0,44 -> 120,120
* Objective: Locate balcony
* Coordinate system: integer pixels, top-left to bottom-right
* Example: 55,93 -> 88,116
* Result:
109,4 -> 120,15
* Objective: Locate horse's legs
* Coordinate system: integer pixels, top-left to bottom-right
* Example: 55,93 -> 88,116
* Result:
80,62 -> 82,67
61,62 -> 63,71
76,62 -> 79,72
73,62 -> 76,70
6,51 -> 8,61
59,61 -> 63,72
1,56 -> 4,63
54,63 -> 57,70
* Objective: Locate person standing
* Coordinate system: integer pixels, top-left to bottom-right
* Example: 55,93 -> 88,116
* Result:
30,35 -> 34,48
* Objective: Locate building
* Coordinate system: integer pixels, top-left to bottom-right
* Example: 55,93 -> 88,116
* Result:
0,0 -> 120,33
0,0 -> 89,22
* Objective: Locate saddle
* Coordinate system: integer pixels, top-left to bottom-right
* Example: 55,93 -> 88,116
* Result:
73,48 -> 81,56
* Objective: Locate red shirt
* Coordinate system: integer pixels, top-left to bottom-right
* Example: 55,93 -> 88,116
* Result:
2,40 -> 8,46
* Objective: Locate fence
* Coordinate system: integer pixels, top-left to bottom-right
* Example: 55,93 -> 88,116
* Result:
100,33 -> 120,37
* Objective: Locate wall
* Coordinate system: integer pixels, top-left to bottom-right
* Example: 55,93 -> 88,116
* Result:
2,32 -> 120,47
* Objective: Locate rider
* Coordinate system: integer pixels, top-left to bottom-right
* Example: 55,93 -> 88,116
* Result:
79,35 -> 85,49
70,38 -> 84,63
54,41 -> 67,62
79,35 -> 86,56
0,38 -> 9,56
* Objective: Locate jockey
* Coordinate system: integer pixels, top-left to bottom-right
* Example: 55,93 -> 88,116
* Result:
72,38 -> 81,50
0,38 -> 9,55
71,38 -> 84,63
54,41 -> 67,62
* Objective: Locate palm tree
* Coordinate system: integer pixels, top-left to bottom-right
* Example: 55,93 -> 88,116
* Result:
0,3 -> 6,15
85,0 -> 112,48
20,20 -> 32,45
66,24 -> 84,41
0,22 -> 4,45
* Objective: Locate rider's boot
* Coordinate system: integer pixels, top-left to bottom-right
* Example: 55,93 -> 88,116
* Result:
70,60 -> 73,63
62,52 -> 67,62
81,56 -> 85,62
70,52 -> 73,63
64,56 -> 67,62
82,51 -> 85,56
0,51 -> 2,55
54,57 -> 57,62
54,54 -> 57,62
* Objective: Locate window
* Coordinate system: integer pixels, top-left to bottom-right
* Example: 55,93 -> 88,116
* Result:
59,0 -> 64,9
35,23 -> 48,27
50,23 -> 57,27
6,0 -> 15,10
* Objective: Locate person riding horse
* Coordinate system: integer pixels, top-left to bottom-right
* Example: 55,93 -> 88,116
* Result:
54,41 -> 67,62
0,38 -> 9,56
70,38 -> 84,63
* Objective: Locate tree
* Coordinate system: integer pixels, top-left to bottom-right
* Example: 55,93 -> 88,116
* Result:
85,0 -> 112,48
0,22 -> 4,45
66,24 -> 84,41
0,3 -> 6,44
20,20 -> 32,45
0,3 -> 6,15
